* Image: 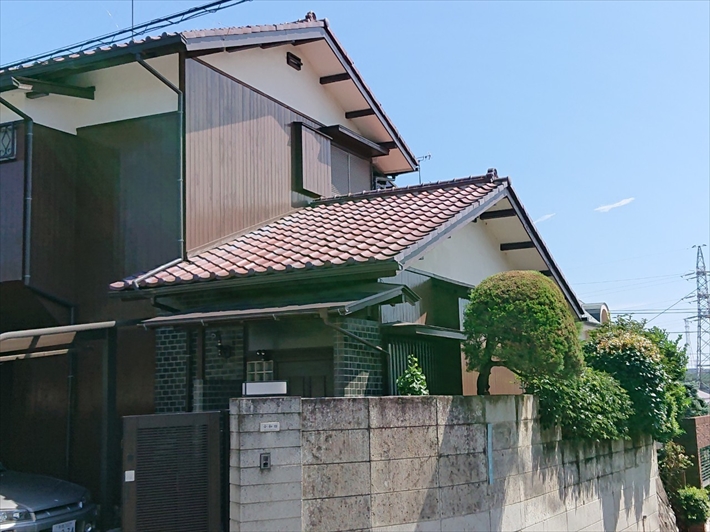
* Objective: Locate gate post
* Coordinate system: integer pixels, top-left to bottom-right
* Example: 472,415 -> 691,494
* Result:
229,397 -> 303,531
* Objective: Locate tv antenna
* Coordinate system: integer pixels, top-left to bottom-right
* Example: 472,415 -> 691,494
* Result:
416,153 -> 431,184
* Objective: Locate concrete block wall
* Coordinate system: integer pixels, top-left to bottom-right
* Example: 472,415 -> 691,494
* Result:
229,395 -> 661,532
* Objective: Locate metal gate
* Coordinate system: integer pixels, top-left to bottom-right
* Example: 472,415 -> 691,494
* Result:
122,412 -> 223,532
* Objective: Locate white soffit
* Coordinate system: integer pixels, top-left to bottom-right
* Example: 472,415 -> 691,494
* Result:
481,198 -> 549,272
185,28 -> 415,175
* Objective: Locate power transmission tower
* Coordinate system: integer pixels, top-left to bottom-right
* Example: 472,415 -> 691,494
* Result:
694,245 -> 710,391
685,318 -> 695,373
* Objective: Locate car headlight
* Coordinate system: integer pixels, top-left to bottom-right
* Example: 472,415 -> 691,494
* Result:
0,509 -> 31,522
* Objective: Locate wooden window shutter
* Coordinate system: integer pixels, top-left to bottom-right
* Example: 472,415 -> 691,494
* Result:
292,122 -> 331,198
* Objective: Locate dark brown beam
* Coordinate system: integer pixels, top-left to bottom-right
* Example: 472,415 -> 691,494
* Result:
13,76 -> 95,100
379,141 -> 397,151
500,241 -> 535,251
479,208 -> 516,220
320,72 -> 350,85
540,270 -> 553,277
345,108 -> 376,119
260,41 -> 294,49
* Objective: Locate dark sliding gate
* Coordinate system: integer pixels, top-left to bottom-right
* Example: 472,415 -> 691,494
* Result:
122,412 -> 224,532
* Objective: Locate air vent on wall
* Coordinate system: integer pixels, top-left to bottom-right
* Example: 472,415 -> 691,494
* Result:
286,52 -> 302,71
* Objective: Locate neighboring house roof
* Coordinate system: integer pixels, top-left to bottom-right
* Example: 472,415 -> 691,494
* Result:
0,16 -> 416,173
110,175 -> 586,319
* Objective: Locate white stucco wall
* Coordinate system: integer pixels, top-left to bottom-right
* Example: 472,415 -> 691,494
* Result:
0,54 -> 179,133
200,46 -> 363,132
415,220 -> 513,287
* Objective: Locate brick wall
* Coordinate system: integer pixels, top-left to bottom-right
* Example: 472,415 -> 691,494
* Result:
155,327 -> 190,413
229,395 -> 662,532
678,415 -> 710,488
154,325 -> 244,413
333,317 -> 383,397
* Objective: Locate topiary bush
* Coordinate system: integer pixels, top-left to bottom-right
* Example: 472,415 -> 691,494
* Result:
463,271 -> 582,395
524,367 -> 632,441
396,354 -> 429,396
675,486 -> 710,526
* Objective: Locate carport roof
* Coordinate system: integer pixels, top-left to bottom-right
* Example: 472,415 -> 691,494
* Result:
0,320 -> 123,362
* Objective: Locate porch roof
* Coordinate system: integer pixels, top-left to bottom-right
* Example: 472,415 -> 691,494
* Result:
141,283 -> 418,328
111,175 -> 505,292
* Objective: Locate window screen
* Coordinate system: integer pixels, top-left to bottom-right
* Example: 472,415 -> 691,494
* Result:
330,145 -> 372,195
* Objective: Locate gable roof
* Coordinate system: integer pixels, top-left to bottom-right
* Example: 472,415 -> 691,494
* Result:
109,175 -> 585,319
0,16 -> 416,174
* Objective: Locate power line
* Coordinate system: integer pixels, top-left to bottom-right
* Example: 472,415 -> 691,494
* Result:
1,0 -> 252,70
646,289 -> 697,324
575,273 -> 685,286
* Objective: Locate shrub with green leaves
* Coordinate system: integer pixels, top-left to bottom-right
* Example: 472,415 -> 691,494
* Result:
584,329 -> 678,442
396,354 -> 429,396
463,271 -> 582,395
658,441 -> 692,495
524,367 -> 632,441
675,486 -> 710,525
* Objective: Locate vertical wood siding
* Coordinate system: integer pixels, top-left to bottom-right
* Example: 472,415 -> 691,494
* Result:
0,121 -> 24,282
185,59 -> 320,252
30,125 -> 78,303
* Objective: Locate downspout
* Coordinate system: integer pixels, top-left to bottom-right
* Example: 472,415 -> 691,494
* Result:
0,96 -> 33,286
135,55 -> 186,259
319,310 -> 391,395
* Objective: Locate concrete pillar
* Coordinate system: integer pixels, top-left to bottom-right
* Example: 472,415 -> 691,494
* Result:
229,397 -> 302,532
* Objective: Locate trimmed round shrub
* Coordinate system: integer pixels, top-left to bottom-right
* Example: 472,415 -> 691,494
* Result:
463,271 -> 582,394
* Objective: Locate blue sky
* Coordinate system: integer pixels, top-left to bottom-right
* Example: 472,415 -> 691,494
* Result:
1,1 -> 708,353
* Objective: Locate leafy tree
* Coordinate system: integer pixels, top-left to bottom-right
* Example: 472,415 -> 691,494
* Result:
684,382 -> 710,417
463,271 -> 582,395
396,355 -> 429,396
524,367 -> 632,441
586,317 -> 691,442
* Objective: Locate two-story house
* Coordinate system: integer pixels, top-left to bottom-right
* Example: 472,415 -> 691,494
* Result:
0,13 -> 587,526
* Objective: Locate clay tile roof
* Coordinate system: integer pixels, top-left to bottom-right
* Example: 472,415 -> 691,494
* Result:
110,176 -> 507,292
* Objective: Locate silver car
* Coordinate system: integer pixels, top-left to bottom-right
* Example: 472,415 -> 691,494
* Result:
0,463 -> 96,532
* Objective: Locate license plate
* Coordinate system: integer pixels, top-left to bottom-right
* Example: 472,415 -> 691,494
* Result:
52,520 -> 76,532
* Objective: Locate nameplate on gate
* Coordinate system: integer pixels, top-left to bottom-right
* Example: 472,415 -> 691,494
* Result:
260,422 -> 280,432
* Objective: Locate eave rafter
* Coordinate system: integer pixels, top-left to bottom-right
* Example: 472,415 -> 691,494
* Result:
12,76 -> 95,100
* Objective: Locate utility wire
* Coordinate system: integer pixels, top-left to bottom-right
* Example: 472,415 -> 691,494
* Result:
646,290 -> 697,324
575,273 -> 685,286
1,0 -> 252,70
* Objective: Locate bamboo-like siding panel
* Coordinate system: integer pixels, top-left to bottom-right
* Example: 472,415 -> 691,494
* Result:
186,59 -> 320,252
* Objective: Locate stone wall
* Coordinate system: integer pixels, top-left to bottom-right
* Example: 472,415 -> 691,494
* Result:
229,395 -> 661,532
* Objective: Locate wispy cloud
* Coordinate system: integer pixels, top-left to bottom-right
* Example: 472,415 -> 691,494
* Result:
534,213 -> 556,224
594,197 -> 635,213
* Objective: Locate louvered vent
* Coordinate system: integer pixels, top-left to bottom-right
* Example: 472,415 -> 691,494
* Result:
136,425 -> 208,531
123,412 -> 222,532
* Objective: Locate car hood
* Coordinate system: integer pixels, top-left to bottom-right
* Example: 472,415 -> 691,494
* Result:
0,471 -> 87,512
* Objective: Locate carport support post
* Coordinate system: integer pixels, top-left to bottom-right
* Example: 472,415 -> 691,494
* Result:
100,328 -> 117,531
